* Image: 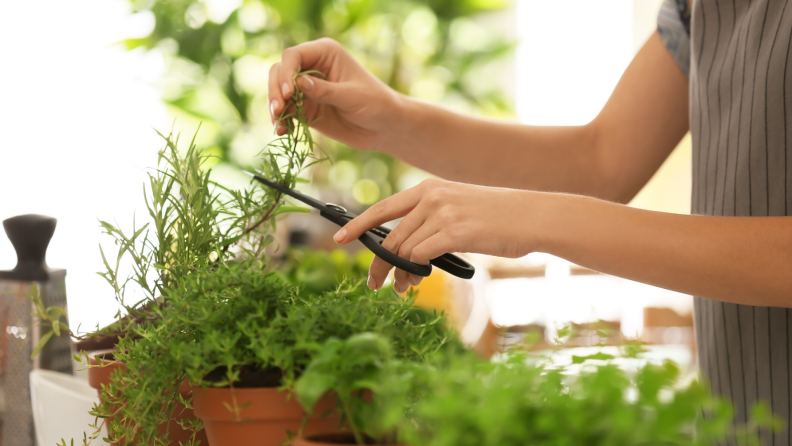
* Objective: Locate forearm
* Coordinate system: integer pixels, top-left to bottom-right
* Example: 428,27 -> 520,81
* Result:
378,32 -> 688,203
381,97 -> 603,195
536,194 -> 792,306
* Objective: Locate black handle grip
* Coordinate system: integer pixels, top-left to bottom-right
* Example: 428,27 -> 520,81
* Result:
358,232 -> 432,277
320,210 -> 474,279
430,253 -> 476,279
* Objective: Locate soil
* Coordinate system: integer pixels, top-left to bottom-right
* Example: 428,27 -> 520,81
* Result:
203,365 -> 284,388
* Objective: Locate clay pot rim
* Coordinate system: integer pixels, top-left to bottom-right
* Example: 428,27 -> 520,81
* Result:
86,348 -> 120,365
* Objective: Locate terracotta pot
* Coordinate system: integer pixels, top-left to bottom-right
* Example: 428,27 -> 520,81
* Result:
292,432 -> 404,446
192,386 -> 342,446
87,352 -> 208,446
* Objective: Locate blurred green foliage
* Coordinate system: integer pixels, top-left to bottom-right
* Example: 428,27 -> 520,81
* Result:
276,247 -> 374,294
125,0 -> 513,204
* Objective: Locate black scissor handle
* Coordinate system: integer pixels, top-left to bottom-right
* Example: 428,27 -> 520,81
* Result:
430,253 -> 475,279
360,228 -> 475,279
358,231 -> 433,277
320,210 -> 475,279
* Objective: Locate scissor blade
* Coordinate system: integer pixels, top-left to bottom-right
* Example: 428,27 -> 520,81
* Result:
243,170 -> 327,210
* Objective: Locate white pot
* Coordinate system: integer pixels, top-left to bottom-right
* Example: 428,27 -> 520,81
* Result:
29,369 -> 108,445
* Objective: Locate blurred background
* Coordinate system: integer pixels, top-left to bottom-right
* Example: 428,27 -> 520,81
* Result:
0,0 -> 694,363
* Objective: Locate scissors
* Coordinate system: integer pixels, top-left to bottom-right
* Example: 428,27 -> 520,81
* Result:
244,171 -> 475,279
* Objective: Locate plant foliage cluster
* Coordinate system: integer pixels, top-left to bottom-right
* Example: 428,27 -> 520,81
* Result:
398,353 -> 778,446
294,335 -> 778,446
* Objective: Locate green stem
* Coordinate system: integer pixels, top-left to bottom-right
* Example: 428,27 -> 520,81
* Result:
340,397 -> 366,445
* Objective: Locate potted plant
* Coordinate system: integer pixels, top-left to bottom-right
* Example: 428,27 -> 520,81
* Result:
31,72 -> 462,446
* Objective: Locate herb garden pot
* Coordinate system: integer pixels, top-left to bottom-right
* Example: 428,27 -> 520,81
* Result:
191,386 -> 341,446
87,352 -> 208,446
291,432 -> 404,446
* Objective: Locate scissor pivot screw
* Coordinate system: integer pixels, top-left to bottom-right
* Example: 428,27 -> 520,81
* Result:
326,203 -> 347,214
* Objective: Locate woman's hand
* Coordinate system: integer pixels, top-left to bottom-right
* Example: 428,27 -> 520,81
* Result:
268,38 -> 403,150
332,178 -> 546,292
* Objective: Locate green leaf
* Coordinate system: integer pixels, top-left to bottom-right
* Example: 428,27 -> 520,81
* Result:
571,352 -> 616,364
119,37 -> 150,50
273,205 -> 311,216
31,331 -> 54,359
294,370 -> 335,413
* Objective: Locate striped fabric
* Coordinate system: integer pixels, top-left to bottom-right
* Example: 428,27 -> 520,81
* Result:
659,0 -> 692,76
687,0 -> 792,444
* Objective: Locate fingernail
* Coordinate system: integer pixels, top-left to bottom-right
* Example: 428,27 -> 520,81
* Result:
281,82 -> 289,96
333,228 -> 347,243
367,275 -> 375,289
300,76 -> 314,92
270,99 -> 279,116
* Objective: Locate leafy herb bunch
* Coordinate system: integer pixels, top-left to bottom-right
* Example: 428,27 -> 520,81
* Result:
31,71 -> 461,446
390,352 -> 777,446
291,332 -> 781,446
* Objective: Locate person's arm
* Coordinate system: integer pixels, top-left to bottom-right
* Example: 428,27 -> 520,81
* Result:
333,179 -> 792,307
269,32 -> 689,203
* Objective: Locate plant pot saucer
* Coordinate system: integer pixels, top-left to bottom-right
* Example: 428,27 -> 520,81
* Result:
292,432 -> 404,446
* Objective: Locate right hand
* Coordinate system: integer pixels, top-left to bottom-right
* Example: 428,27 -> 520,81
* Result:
268,38 -> 402,150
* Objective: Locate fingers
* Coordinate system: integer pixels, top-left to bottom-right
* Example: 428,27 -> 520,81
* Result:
369,204 -> 438,292
333,187 -> 424,244
364,208 -> 426,291
409,232 -> 454,266
279,38 -> 339,100
392,221 -> 440,292
371,229 -> 449,293
368,255 -> 424,293
367,255 -> 394,290
269,63 -> 285,133
296,75 -> 357,110
269,38 -> 341,133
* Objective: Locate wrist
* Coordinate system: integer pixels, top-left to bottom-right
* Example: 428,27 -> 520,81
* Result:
525,191 -> 573,255
375,94 -> 428,154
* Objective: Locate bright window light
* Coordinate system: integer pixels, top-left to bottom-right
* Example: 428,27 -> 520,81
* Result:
516,0 -> 634,126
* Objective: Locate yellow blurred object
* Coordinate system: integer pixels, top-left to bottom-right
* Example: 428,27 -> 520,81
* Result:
405,270 -> 451,313
402,269 -> 467,341
402,269 -> 498,359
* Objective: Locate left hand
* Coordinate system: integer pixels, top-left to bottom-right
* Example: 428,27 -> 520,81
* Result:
332,178 -> 545,292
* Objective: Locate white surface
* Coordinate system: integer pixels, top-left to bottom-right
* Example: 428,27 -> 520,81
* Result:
29,370 -> 108,446
0,0 -> 168,332
486,270 -> 693,338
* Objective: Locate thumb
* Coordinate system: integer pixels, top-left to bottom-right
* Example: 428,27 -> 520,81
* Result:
296,75 -> 356,108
